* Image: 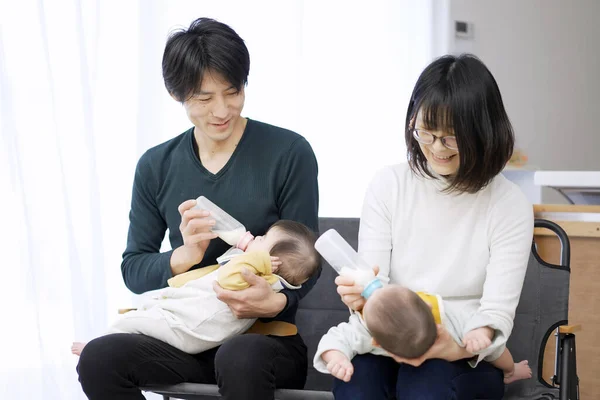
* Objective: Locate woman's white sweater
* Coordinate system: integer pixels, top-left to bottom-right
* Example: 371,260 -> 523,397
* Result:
357,163 -> 533,364
314,164 -> 533,372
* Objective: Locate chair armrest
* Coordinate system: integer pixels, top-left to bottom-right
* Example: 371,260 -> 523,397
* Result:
558,324 -> 581,334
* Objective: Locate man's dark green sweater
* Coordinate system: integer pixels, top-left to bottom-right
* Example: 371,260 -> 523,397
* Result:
121,119 -> 319,324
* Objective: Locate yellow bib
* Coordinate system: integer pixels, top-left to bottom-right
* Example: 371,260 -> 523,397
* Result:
416,292 -> 442,324
167,251 -> 277,290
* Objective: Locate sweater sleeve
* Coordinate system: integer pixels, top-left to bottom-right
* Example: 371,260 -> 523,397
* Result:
121,153 -> 173,294
357,167 -> 395,284
274,137 -> 320,316
462,187 -> 534,366
313,312 -> 388,374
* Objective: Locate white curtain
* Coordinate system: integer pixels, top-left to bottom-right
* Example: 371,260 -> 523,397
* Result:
0,1 -> 445,398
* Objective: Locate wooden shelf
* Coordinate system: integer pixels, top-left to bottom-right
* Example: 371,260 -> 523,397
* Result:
534,204 -> 600,238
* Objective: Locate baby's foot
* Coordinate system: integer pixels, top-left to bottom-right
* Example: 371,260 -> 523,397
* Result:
504,360 -> 532,384
71,342 -> 87,356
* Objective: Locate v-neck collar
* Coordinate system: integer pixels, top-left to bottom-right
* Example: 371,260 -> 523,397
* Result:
187,119 -> 252,180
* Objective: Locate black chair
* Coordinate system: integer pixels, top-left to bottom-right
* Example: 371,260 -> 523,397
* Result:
503,219 -> 580,400
143,218 -> 580,400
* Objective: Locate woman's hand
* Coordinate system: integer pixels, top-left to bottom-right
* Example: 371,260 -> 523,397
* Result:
170,199 -> 218,275
213,268 -> 287,318
335,266 -> 379,311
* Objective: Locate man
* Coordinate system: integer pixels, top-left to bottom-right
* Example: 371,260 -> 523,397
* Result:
76,17 -> 319,400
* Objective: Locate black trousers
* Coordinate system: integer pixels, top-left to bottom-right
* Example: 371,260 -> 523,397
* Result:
76,332 -> 308,400
333,353 -> 504,400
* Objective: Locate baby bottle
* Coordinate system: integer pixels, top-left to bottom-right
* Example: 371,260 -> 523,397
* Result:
314,229 -> 382,298
194,196 -> 254,250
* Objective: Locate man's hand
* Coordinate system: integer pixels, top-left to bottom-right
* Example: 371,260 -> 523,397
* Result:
213,268 -> 287,318
170,199 -> 218,276
322,350 -> 354,382
463,327 -> 494,354
335,266 -> 379,311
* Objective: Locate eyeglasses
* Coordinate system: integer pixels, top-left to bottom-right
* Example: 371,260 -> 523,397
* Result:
412,129 -> 458,151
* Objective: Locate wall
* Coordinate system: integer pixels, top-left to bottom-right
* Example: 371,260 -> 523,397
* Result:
449,0 -> 600,203
135,0 -> 437,217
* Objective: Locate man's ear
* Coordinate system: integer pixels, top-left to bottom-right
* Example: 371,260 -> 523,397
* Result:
169,92 -> 183,103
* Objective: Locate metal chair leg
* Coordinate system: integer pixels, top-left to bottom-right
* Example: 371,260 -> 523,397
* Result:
559,334 -> 579,400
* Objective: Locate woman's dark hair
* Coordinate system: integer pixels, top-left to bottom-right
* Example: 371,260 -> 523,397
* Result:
405,54 -> 514,194
162,17 -> 250,102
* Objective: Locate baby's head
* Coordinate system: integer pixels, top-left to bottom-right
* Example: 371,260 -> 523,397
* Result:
363,284 -> 437,360
245,220 -> 320,286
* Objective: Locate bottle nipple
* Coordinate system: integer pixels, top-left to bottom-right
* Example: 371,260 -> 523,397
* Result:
237,231 -> 255,251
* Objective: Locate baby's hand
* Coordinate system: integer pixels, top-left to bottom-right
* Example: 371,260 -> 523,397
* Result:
270,256 -> 282,272
321,350 -> 354,382
463,327 -> 494,353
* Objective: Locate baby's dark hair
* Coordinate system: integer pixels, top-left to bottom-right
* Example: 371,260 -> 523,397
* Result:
364,285 -> 437,359
267,220 -> 321,286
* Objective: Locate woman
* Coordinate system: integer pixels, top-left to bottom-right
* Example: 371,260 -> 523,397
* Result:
334,54 -> 533,399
